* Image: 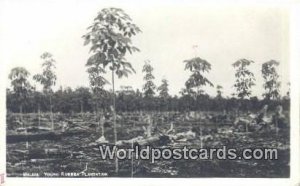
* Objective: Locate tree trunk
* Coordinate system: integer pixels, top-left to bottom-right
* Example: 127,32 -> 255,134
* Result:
131,140 -> 134,177
237,98 -> 242,117
96,102 -> 99,133
197,87 -> 200,112
38,104 -> 41,128
146,114 -> 152,138
101,115 -> 104,137
200,123 -> 203,148
275,115 -> 279,136
49,95 -> 54,131
80,101 -> 84,117
20,105 -> 29,149
112,66 -> 118,174
19,105 -> 23,125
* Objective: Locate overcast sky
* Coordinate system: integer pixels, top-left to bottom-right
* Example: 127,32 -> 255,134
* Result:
0,0 -> 290,98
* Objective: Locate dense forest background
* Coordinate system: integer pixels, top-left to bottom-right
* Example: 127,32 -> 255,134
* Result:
6,85 -> 290,113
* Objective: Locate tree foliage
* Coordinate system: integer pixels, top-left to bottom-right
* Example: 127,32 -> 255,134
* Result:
6,85 -> 290,113
8,67 -> 32,109
184,57 -> 214,96
83,8 -> 142,168
232,59 -> 256,99
83,7 -> 141,80
142,60 -> 156,97
33,52 -> 57,94
262,60 -> 280,100
157,78 -> 169,99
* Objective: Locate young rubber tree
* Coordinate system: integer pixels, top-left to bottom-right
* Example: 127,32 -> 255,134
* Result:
158,78 -> 169,98
233,59 -> 256,99
142,60 -> 156,98
83,7 -> 141,173
184,57 -> 214,109
8,67 -> 32,123
87,63 -> 109,136
261,60 -> 280,100
232,59 -> 255,114
157,78 -> 170,111
215,85 -> 225,112
33,52 -> 57,130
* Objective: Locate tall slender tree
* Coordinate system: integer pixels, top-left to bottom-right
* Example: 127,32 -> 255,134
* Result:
184,57 -> 213,95
232,59 -> 255,99
83,7 -> 141,173
261,60 -> 280,100
184,57 -> 214,110
8,67 -> 32,123
215,85 -> 225,112
157,78 -> 170,111
86,56 -> 109,135
33,52 -> 57,130
232,59 -> 255,114
158,78 -> 169,98
142,60 -> 156,98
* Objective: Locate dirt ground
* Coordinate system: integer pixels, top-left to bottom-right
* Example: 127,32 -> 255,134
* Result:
6,112 -> 290,177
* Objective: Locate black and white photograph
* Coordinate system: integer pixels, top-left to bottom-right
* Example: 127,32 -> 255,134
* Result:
0,0 -> 299,185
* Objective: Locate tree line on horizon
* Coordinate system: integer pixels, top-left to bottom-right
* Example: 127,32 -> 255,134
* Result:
6,54 -> 290,114
6,8 -> 290,115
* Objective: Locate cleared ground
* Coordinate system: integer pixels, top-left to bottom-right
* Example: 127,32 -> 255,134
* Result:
6,112 -> 290,177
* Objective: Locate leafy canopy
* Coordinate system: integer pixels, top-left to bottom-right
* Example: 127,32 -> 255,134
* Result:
262,60 -> 280,100
83,7 -> 141,87
157,78 -> 170,99
9,67 -> 32,104
232,59 -> 255,99
33,52 -> 57,94
142,60 -> 156,97
184,57 -> 214,95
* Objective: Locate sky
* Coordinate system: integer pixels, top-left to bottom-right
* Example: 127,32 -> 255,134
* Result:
0,0 -> 290,98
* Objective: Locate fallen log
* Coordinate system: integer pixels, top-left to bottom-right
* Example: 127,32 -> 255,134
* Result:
116,135 -> 172,146
7,132 -> 60,143
26,148 -> 71,159
6,130 -> 87,143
